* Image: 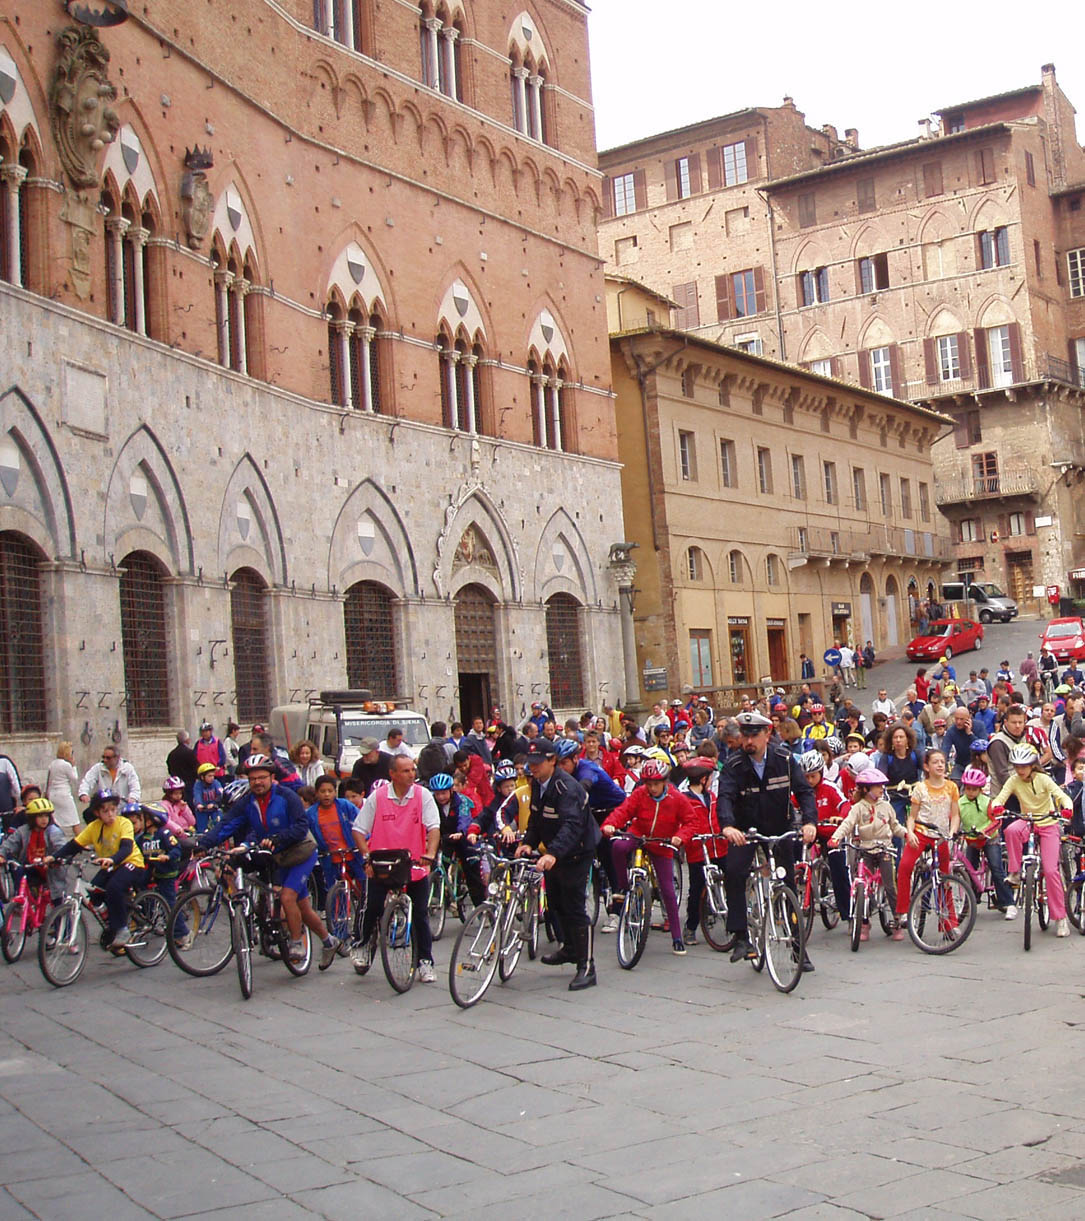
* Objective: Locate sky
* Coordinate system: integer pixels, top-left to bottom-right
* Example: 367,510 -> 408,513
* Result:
587,0 -> 1082,155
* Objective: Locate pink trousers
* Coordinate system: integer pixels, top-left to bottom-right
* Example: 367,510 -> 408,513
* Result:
1004,820 -> 1065,920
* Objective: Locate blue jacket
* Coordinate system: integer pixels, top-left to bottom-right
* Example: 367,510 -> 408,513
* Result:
437,792 -> 473,838
193,777 -> 224,811
574,758 -> 626,813
202,782 -> 308,851
306,798 -> 357,854
972,707 -> 996,736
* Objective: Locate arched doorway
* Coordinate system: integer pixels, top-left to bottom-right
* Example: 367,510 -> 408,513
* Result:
545,593 -> 585,708
454,583 -> 499,725
119,551 -> 171,727
907,577 -> 920,630
885,575 -> 900,647
0,531 -> 47,733
230,568 -> 271,723
344,581 -> 397,694
860,573 -> 875,646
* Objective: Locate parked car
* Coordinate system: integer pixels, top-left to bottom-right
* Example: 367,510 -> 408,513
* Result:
1040,617 -> 1085,662
906,618 -> 984,661
939,581 -> 1018,623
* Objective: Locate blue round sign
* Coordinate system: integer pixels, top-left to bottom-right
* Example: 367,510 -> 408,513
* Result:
823,648 -> 842,667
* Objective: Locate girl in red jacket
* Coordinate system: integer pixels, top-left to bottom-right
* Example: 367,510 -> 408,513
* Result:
679,757 -> 727,946
601,759 -> 699,956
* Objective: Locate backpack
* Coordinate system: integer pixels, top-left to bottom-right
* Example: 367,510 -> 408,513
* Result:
417,740 -> 451,784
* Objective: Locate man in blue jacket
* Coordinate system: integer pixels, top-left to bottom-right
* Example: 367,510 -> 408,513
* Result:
557,738 -> 626,934
199,755 -> 339,968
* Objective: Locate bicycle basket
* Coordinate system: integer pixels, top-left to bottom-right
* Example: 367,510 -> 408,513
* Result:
368,848 -> 413,887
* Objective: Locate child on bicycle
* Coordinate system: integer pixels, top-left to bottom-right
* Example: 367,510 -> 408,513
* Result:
307,774 -> 367,894
471,766 -> 520,847
0,797 -> 68,904
895,749 -> 958,931
989,742 -> 1073,936
680,756 -> 727,946
429,773 -> 485,906
46,790 -> 146,948
128,802 -> 189,941
797,749 -> 852,924
957,768 -> 1014,916
830,767 -> 907,940
192,763 -> 224,833
161,777 -> 196,837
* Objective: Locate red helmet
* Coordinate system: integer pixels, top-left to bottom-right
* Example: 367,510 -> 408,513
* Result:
640,759 -> 669,781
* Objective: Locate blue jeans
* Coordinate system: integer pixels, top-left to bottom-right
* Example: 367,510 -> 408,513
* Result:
360,875 -> 433,964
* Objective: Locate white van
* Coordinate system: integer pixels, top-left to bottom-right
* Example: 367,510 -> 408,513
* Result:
940,581 -> 1018,624
270,690 -> 431,777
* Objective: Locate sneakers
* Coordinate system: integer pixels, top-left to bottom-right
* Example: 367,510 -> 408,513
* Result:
288,939 -> 307,964
890,925 -> 905,941
350,937 -> 375,973
683,926 -> 697,946
600,913 -> 620,934
1004,904 -> 1018,920
672,938 -> 687,956
417,959 -> 436,983
318,936 -> 341,970
175,931 -> 194,951
109,926 -> 131,948
1056,917 -> 1070,937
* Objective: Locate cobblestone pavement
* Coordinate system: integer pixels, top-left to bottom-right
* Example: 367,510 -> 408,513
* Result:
2,903 -> 1084,1219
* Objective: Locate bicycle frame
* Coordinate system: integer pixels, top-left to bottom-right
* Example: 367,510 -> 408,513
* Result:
5,865 -> 52,934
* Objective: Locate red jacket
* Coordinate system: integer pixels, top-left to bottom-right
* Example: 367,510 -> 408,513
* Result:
462,753 -> 493,806
602,784 -> 699,853
683,788 -> 728,863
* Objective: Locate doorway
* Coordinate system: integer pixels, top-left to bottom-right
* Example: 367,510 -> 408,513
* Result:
1006,551 -> 1034,608
454,583 -> 499,725
457,672 -> 492,728
728,623 -> 751,684
885,576 -> 900,647
860,574 -> 875,647
767,625 -> 788,680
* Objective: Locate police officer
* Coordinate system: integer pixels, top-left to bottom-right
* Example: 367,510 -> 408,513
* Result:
516,738 -> 600,991
718,710 -> 818,968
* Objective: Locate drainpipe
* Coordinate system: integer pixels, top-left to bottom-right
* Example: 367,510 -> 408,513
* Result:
758,187 -> 786,361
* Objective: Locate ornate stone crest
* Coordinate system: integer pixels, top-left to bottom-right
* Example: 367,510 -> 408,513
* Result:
452,524 -> 497,574
50,25 -> 120,189
181,146 -> 214,250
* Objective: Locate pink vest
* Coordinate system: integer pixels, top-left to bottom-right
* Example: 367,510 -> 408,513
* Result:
369,784 -> 428,880
195,738 -> 223,773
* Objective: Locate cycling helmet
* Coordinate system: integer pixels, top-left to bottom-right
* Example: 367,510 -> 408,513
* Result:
25,797 -> 55,819
222,778 -> 249,804
428,772 -> 455,792
242,753 -> 274,774
1025,724 -> 1048,749
555,739 -> 580,760
20,782 -> 41,802
89,788 -> 120,809
196,762 -> 217,777
798,749 -> 825,774
199,721 -> 213,732
142,802 -> 170,828
855,767 -> 888,785
961,767 -> 988,788
163,776 -> 184,793
639,759 -> 669,781
620,743 -> 646,758
493,766 -> 517,783
844,752 -> 872,775
970,738 -> 990,753
825,736 -> 846,757
121,800 -> 143,817
1008,743 -> 1039,766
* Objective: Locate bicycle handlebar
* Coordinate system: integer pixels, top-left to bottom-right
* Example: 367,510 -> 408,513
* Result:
744,828 -> 801,845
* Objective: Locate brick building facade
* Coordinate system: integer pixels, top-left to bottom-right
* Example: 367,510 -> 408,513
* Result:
0,0 -> 627,780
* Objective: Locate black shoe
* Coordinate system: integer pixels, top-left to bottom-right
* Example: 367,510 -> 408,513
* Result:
730,938 -> 752,963
569,962 -> 597,991
541,945 -> 574,966
801,954 -> 815,973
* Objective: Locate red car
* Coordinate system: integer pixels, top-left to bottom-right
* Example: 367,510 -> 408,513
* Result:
906,618 -> 984,662
1041,617 -> 1085,662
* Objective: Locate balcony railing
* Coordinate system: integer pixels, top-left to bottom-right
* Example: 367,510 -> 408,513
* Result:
1039,354 -> 1085,391
788,524 -> 950,563
907,354 -> 1085,402
935,466 -> 1039,505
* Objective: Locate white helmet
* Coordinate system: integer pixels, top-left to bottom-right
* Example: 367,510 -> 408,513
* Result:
798,749 -> 824,774
1008,742 -> 1039,767
844,751 -> 872,775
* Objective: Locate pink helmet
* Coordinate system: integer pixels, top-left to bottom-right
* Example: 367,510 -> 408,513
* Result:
855,767 -> 888,785
961,767 -> 988,788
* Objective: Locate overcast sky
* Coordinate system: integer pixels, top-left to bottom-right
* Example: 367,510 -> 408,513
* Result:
587,0 -> 1082,154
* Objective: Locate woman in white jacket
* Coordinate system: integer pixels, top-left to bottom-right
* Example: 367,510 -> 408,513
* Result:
45,742 -> 80,838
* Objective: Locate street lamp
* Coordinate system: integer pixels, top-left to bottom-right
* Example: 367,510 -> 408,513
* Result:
64,0 -> 128,26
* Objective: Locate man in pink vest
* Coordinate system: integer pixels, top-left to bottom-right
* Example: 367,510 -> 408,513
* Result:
195,721 -> 227,777
350,753 -> 441,981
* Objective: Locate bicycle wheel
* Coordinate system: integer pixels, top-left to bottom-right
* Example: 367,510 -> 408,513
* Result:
451,861 -> 473,923
126,891 -> 170,968
428,867 -> 447,942
324,881 -> 353,944
764,885 -> 804,993
850,882 -> 866,953
280,923 -> 312,976
673,850 -> 685,912
616,876 -> 651,969
38,904 -> 88,988
167,885 -> 233,976
818,863 -> 841,929
523,885 -> 540,960
588,866 -> 601,928
1037,872 -> 1049,930
877,890 -> 894,936
1,900 -> 27,964
1023,870 -> 1035,952
231,902 -> 253,999
449,902 -> 500,1008
746,875 -> 765,972
1067,876 -> 1085,935
498,895 -> 525,982
699,879 -> 734,952
380,895 -> 415,993
1062,850 -> 1083,932
908,872 -> 976,955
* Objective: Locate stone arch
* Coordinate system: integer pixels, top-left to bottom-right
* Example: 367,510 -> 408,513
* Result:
917,207 -> 956,243
926,305 -> 964,337
104,425 -> 194,574
0,386 -> 76,559
340,72 -> 368,114
325,231 -> 392,319
850,222 -> 885,260
102,97 -> 169,214
436,488 -> 520,602
525,300 -> 573,375
328,477 -> 419,597
436,269 -> 490,345
858,315 -> 894,349
970,196 -> 1009,232
533,507 -> 595,603
792,237 -> 831,274
798,327 -> 833,361
508,9 -> 555,82
0,42 -> 43,149
977,295 -> 1017,328
217,455 -> 287,586
209,172 -> 263,279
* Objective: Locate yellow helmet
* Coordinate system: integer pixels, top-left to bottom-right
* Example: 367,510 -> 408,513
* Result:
25,797 -> 55,817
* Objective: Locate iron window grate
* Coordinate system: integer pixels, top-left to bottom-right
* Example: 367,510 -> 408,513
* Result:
231,568 -> 271,724
545,594 -> 585,707
0,532 -> 46,733
119,552 -> 170,727
344,581 -> 396,694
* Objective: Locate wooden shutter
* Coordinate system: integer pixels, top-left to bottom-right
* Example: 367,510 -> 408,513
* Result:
888,344 -> 904,398
314,0 -> 327,31
854,259 -> 866,295
857,350 -> 872,390
706,147 -> 721,190
715,274 -> 733,322
1025,510 -> 1036,535
974,327 -> 990,388
688,153 -> 702,194
975,232 -> 987,270
954,416 -> 970,448
601,175 -> 613,218
957,332 -> 973,379
1071,338 -> 1081,375
665,160 -> 678,202
633,169 -> 647,212
753,266 -> 767,314
796,274 -> 806,309
829,356 -> 842,379
997,513 -> 1009,539
923,161 -> 943,197
923,338 -> 938,385
744,137 -> 758,178
1007,322 -> 1024,381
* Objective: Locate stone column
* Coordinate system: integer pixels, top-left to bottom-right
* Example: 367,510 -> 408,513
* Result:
609,554 -> 640,707
106,216 -> 130,324
531,371 -> 547,446
463,352 -> 478,433
129,226 -> 149,336
445,348 -> 461,430
358,324 -> 376,411
423,17 -> 442,88
341,0 -> 355,50
214,268 -> 233,366
512,66 -> 529,133
442,26 -> 459,98
1,164 -> 27,287
548,376 -> 563,452
233,277 -> 249,375
528,75 -> 543,140
333,319 -> 353,407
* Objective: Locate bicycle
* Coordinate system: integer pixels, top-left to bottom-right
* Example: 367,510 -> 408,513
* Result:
794,835 -> 842,938
690,833 -> 733,952
845,842 -> 895,952
1058,824 -> 1085,934
906,833 -> 976,954
614,835 -> 680,970
226,846 -> 312,999
350,848 -> 418,993
448,851 -> 542,1008
1013,816 -> 1051,952
166,847 -> 236,977
37,857 -> 170,987
323,849 -> 365,954
1,860 -> 54,963
743,829 -> 806,993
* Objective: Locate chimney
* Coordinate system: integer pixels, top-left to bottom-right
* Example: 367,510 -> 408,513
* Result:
782,95 -> 795,109
917,117 -> 932,140
844,128 -> 859,151
1042,62 -> 1056,82
821,123 -> 839,145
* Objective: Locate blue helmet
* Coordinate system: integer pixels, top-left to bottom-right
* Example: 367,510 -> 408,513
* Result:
555,739 -> 580,760
141,802 -> 170,828
970,738 -> 990,753
428,772 -> 455,792
494,766 -> 517,782
121,801 -> 143,818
